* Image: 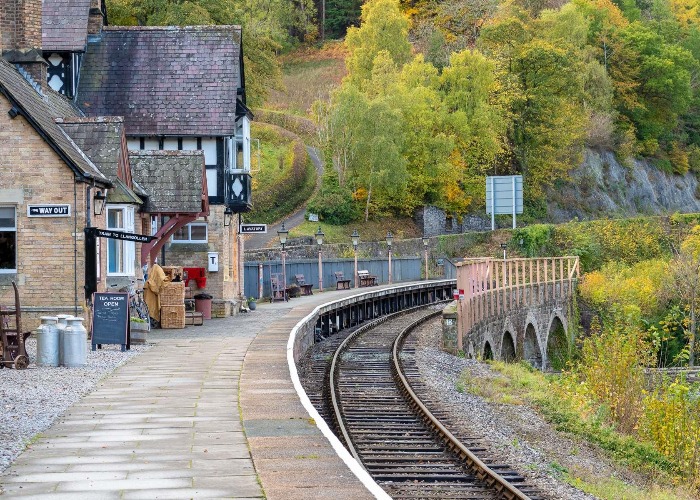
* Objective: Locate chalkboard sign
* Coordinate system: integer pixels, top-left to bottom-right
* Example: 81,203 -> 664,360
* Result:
92,292 -> 130,351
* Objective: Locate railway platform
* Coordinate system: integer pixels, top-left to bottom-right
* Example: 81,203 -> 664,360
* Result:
0,288 -> 377,499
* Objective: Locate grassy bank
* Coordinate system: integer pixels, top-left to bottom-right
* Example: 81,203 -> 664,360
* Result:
247,122 -> 316,224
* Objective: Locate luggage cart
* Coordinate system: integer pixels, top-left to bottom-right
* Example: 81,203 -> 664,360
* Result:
0,282 -> 30,369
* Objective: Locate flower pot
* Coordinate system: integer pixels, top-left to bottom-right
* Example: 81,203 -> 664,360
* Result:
248,301 -> 257,311
130,321 -> 149,344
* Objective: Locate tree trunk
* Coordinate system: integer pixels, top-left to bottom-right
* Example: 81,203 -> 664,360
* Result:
365,183 -> 372,222
690,291 -> 696,367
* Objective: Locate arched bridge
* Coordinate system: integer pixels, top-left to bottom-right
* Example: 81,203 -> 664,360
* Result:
455,256 -> 579,370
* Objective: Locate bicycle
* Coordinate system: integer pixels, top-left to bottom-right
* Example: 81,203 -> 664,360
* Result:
115,280 -> 150,322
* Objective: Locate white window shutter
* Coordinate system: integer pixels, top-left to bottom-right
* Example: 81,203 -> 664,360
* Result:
124,207 -> 135,276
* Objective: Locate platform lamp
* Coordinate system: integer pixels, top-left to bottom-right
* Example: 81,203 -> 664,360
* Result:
422,234 -> 429,280
315,226 -> 325,292
278,222 -> 289,294
93,190 -> 107,216
501,242 -> 507,260
351,229 -> 359,288
223,206 -> 233,227
386,231 -> 393,284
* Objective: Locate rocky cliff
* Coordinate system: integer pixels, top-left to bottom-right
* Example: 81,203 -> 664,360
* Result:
547,149 -> 700,222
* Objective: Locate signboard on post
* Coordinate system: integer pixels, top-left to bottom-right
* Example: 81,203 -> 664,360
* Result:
92,292 -> 130,351
485,175 -> 523,230
240,224 -> 267,234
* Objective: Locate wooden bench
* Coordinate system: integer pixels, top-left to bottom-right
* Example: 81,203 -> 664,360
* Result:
295,274 -> 313,296
270,274 -> 288,302
334,271 -> 351,290
358,270 -> 377,287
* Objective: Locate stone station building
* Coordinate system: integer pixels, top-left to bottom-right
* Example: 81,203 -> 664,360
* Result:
0,0 -> 253,324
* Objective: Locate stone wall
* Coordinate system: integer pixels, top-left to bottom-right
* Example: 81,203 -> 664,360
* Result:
0,93 -> 109,330
162,206 -> 242,315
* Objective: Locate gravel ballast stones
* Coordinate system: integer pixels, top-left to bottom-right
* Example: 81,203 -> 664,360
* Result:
0,338 -> 149,473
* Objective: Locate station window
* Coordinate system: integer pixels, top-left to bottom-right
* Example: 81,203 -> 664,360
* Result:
107,205 -> 135,276
0,206 -> 16,272
172,223 -> 208,243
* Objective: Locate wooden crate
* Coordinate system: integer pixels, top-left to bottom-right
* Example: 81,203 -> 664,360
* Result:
161,282 -> 185,306
162,266 -> 184,282
161,305 -> 185,329
186,311 -> 204,326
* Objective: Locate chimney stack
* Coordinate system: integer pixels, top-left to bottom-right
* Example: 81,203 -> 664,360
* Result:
0,0 -> 47,89
88,0 -> 105,35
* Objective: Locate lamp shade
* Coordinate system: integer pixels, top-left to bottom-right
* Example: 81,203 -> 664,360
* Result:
315,226 -> 325,246
277,222 -> 288,245
351,229 -> 359,248
93,190 -> 106,216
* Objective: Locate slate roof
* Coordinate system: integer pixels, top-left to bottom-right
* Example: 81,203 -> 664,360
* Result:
129,150 -> 208,214
77,26 -> 242,136
57,116 -> 125,180
0,58 -> 109,185
42,0 -> 92,52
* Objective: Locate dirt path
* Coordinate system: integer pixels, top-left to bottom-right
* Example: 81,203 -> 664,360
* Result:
244,146 -> 323,250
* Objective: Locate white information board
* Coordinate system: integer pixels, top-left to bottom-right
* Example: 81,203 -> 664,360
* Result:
485,175 -> 523,229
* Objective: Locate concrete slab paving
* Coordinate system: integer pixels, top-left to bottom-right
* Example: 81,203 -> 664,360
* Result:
1,288 -> 380,499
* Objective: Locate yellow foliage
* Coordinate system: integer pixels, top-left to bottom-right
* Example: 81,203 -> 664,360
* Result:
641,378 -> 700,484
352,187 -> 368,201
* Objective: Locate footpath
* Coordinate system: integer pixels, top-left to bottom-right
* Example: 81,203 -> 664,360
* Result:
0,290 -> 373,499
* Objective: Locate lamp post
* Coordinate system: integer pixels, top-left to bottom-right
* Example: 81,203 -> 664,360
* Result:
277,222 -> 289,297
351,229 -> 359,288
386,231 -> 393,284
501,242 -> 507,260
315,226 -> 325,292
422,235 -> 429,280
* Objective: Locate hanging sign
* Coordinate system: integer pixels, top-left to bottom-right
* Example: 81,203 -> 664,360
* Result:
86,227 -> 156,243
27,204 -> 71,217
240,224 -> 267,234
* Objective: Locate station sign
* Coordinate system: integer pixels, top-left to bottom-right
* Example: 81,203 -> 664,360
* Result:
27,204 -> 71,217
86,227 -> 156,243
240,224 -> 267,234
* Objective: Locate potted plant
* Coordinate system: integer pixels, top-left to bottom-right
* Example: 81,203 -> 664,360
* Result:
130,316 -> 149,343
247,296 -> 257,311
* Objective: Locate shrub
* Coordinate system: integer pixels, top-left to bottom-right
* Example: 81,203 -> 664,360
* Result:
512,224 -> 554,257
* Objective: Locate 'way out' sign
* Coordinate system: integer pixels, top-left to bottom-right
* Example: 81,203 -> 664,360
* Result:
27,204 -> 71,217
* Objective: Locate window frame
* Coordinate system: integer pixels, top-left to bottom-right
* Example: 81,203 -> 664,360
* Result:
106,205 -> 135,277
0,206 -> 17,274
171,222 -> 208,244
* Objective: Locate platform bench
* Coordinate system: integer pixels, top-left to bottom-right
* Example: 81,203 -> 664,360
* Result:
334,271 -> 351,290
295,274 -> 313,295
358,270 -> 377,287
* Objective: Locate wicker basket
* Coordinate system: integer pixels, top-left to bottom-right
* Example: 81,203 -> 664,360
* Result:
160,305 -> 185,329
162,266 -> 184,282
161,282 -> 185,306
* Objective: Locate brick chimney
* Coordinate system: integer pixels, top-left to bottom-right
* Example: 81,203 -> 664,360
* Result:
88,0 -> 106,35
0,0 -> 47,89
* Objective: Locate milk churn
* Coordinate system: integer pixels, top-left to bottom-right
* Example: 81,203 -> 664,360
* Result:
36,316 -> 59,367
62,317 -> 87,368
55,314 -> 71,366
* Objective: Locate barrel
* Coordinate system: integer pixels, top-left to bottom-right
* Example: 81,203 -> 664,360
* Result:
36,316 -> 59,367
62,317 -> 87,368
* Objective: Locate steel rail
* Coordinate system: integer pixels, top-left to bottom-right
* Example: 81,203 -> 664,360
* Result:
328,305 -> 427,469
391,313 -> 532,500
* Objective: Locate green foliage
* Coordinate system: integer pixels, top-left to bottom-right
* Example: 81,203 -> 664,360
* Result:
307,171 -> 359,224
512,224 -> 554,257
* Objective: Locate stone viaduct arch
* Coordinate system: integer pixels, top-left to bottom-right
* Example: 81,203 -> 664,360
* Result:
455,257 -> 579,371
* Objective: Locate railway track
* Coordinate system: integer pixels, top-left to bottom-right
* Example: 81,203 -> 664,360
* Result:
299,305 -> 543,499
